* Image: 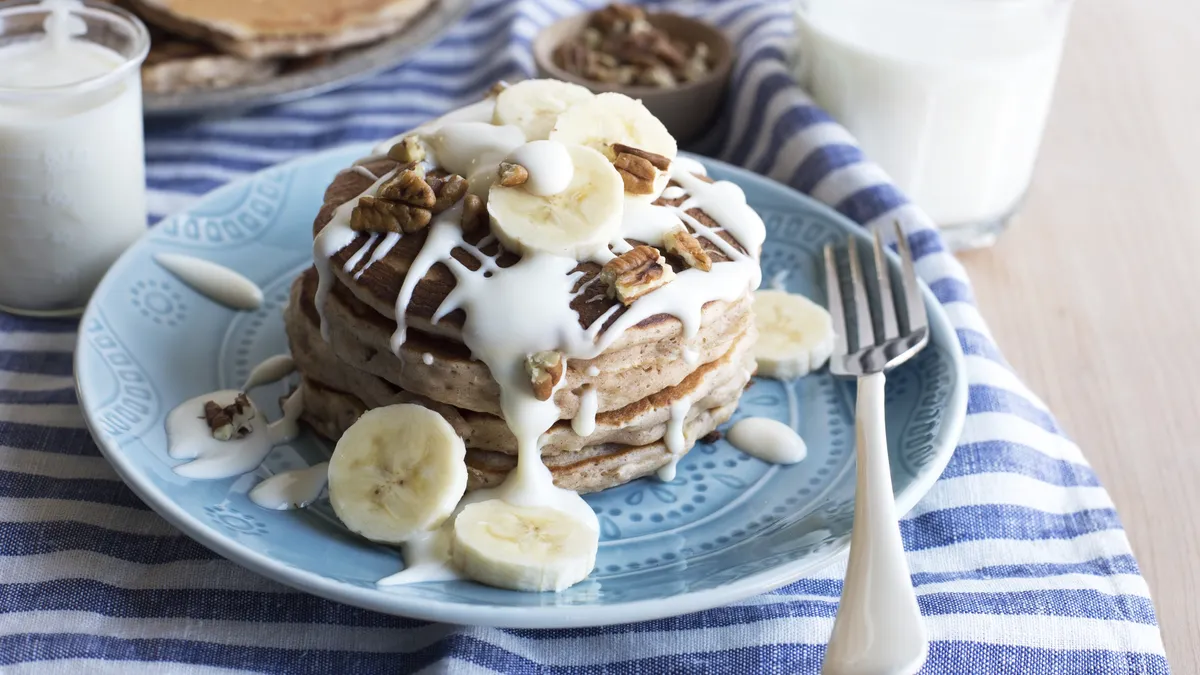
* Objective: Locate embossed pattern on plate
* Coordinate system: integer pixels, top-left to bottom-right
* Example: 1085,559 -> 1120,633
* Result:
75,145 -> 967,628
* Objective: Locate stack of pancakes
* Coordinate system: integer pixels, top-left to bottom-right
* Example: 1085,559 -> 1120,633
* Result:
285,157 -> 758,494
107,0 -> 435,93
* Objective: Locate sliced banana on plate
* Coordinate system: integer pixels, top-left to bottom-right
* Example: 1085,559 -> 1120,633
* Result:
550,92 -> 677,196
327,404 -> 467,544
488,144 -> 623,259
452,499 -> 598,592
753,289 -> 836,380
493,79 -> 595,141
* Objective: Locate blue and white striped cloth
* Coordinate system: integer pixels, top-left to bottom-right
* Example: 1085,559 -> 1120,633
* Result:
2,0 -> 1170,672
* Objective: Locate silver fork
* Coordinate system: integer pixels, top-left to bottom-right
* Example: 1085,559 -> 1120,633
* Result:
821,223 -> 930,675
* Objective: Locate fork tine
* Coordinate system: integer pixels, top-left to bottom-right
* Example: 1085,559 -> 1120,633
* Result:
823,244 -> 849,356
893,221 -> 927,332
846,235 -> 875,349
873,229 -> 899,340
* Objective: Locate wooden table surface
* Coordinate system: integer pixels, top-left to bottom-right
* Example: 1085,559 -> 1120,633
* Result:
956,0 -> 1200,669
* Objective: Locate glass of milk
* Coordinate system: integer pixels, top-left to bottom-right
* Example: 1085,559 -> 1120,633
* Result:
793,0 -> 1073,249
0,0 -> 150,315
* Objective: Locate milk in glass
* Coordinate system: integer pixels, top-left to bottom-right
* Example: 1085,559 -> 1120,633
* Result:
794,0 -> 1073,248
0,0 -> 149,314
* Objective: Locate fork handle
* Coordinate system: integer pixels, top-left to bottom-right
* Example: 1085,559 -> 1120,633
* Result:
822,372 -> 928,675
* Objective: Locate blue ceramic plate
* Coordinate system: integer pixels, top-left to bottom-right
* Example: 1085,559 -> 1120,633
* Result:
76,146 -> 966,628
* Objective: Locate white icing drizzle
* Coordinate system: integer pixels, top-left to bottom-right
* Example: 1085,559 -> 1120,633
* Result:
585,365 -> 600,377
249,462 -> 329,510
727,417 -> 808,465
660,185 -> 687,200
378,527 -> 460,586
313,107 -> 767,587
346,165 -> 378,181
428,122 -> 526,194
312,169 -> 398,339
507,140 -> 574,196
656,397 -> 692,482
572,385 -> 598,437
243,354 -> 295,391
621,199 -> 683,247
165,387 -> 304,479
683,347 -> 700,366
154,253 -> 264,311
342,232 -> 377,274
422,352 -> 434,366
355,231 -> 400,280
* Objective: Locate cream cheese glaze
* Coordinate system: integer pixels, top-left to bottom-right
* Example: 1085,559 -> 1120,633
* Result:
154,253 -> 264,311
310,95 -> 767,589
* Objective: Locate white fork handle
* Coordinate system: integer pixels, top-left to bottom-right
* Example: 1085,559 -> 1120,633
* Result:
822,372 -> 928,675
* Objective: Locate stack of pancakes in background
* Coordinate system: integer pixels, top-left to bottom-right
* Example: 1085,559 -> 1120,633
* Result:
284,156 -> 759,494
105,0 -> 435,93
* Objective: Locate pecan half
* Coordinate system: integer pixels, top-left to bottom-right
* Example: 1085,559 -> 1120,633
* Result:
351,196 -> 432,234
498,162 -> 529,187
613,154 -> 657,195
378,168 -> 435,207
600,245 -> 676,304
612,143 -> 671,170
461,193 -> 488,233
662,226 -> 712,272
525,351 -> 565,401
386,136 -> 425,164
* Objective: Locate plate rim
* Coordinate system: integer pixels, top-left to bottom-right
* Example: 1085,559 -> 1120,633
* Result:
75,144 -> 968,629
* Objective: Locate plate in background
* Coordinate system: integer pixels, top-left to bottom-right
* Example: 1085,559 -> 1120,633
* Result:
75,145 -> 967,628
143,0 -> 471,116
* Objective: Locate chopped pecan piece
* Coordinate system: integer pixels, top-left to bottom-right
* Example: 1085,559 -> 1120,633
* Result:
351,196 -> 432,234
378,168 -> 435,207
525,351 -> 565,401
554,4 -> 712,89
203,393 -> 255,441
487,81 -> 508,97
600,245 -> 676,304
386,136 -> 425,164
203,400 -> 233,441
461,193 -> 488,233
662,226 -> 712,272
591,3 -> 645,33
428,174 -> 469,213
497,162 -> 529,187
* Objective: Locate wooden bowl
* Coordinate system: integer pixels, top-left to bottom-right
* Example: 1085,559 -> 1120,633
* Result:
532,12 -> 733,144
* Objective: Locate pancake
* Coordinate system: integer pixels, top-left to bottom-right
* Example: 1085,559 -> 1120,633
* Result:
298,377 -> 739,493
141,35 -> 279,93
286,93 -> 765,497
290,266 -> 753,419
127,0 -> 435,58
284,271 -> 756,456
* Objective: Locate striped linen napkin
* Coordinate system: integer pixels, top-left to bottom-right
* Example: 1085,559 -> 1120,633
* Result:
1,0 -> 1170,672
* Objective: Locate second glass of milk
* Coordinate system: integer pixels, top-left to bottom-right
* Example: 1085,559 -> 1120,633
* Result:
794,0 -> 1073,249
0,0 -> 150,315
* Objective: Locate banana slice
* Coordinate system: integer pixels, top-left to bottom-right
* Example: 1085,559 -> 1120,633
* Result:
753,289 -> 836,379
549,92 -> 677,196
452,499 -> 598,592
493,79 -> 595,141
487,144 -> 623,259
327,404 -> 467,544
